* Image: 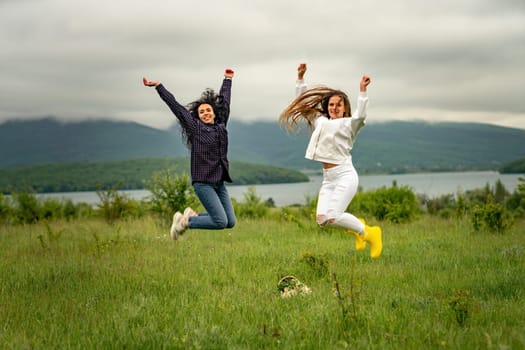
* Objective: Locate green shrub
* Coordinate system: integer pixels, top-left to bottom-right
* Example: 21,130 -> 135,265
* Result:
421,179 -> 518,219
424,192 -> 468,219
96,182 -> 138,224
297,194 -> 317,220
40,198 -> 63,220
463,184 -> 493,207
0,193 -> 12,224
1,192 -> 98,225
423,194 -> 455,216
505,177 -> 525,217
455,193 -> 468,219
75,202 -> 96,219
493,179 -> 509,204
12,189 -> 41,224
351,183 -> 420,223
235,187 -> 268,219
446,289 -> 478,327
471,196 -> 512,233
144,169 -> 198,225
62,199 -> 78,220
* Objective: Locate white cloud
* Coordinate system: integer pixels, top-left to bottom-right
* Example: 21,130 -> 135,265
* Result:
1,0 -> 524,130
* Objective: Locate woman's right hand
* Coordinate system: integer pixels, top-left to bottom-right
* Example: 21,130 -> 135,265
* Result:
297,63 -> 307,80
142,77 -> 159,87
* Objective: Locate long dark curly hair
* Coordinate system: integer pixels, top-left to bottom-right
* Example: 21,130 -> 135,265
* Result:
180,88 -> 229,147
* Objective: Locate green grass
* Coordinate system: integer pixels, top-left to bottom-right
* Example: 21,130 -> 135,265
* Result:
1,215 -> 524,349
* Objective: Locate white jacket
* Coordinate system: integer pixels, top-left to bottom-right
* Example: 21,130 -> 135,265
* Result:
296,79 -> 369,165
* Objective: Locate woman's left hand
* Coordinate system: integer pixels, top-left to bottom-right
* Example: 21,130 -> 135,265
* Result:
360,75 -> 371,92
224,68 -> 235,79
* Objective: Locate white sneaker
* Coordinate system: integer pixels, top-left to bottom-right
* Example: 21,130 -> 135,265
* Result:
170,211 -> 187,240
184,207 -> 197,220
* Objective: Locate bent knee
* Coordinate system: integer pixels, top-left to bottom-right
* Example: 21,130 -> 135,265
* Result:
216,221 -> 228,229
216,217 -> 238,229
210,216 -> 228,229
316,214 -> 336,226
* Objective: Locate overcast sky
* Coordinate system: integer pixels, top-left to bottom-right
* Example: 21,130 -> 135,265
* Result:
1,0 -> 524,130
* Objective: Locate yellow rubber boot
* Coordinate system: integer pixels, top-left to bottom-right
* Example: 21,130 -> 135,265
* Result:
346,230 -> 366,251
344,218 -> 367,251
364,225 -> 383,259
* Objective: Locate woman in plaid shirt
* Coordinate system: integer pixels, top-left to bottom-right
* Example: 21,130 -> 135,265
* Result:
143,69 -> 236,239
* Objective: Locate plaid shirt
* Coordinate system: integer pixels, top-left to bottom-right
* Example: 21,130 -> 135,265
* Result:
156,79 -> 233,184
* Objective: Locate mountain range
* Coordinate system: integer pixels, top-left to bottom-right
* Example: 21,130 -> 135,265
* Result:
1,117 -> 525,173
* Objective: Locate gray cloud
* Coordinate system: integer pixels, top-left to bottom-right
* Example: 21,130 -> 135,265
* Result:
1,0 -> 524,129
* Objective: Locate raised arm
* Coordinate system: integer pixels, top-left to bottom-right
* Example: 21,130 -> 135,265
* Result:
143,76 -> 195,131
219,68 -> 234,124
296,63 -> 308,97
354,75 -> 371,120
297,63 -> 306,80
350,75 -> 371,137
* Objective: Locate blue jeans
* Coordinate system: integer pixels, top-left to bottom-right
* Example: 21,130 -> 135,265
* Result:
190,182 -> 236,230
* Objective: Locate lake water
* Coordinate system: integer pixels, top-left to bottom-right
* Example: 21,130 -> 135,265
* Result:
37,171 -> 523,207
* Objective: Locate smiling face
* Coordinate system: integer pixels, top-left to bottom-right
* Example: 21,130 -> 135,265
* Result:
198,103 -> 215,124
327,95 -> 345,119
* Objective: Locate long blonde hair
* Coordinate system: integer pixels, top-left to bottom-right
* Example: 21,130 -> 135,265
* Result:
279,86 -> 351,133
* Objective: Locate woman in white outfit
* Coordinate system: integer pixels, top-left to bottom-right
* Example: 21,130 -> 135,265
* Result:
279,63 -> 382,258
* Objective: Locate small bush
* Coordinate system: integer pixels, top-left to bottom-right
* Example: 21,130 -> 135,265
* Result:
351,183 -> 420,223
455,193 -> 468,219
424,194 -> 455,216
40,198 -> 64,220
471,196 -> 512,233
62,199 -> 78,220
145,169 -> 198,225
0,193 -> 12,224
75,202 -> 96,219
505,177 -> 525,217
235,187 -> 268,219
446,289 -> 479,327
96,182 -> 138,224
12,189 -> 41,224
298,194 -> 317,220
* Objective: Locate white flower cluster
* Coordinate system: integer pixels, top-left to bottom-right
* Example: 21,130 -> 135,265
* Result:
278,275 -> 312,298
281,284 -> 312,298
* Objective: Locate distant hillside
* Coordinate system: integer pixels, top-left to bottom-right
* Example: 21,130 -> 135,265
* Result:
1,118 -> 525,173
0,158 -> 309,193
354,121 -> 525,173
0,118 -> 187,166
500,158 -> 525,174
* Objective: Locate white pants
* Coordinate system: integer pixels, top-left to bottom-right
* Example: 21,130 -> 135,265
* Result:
316,163 -> 365,233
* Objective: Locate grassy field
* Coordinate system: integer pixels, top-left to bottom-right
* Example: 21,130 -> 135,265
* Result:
1,215 -> 524,349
